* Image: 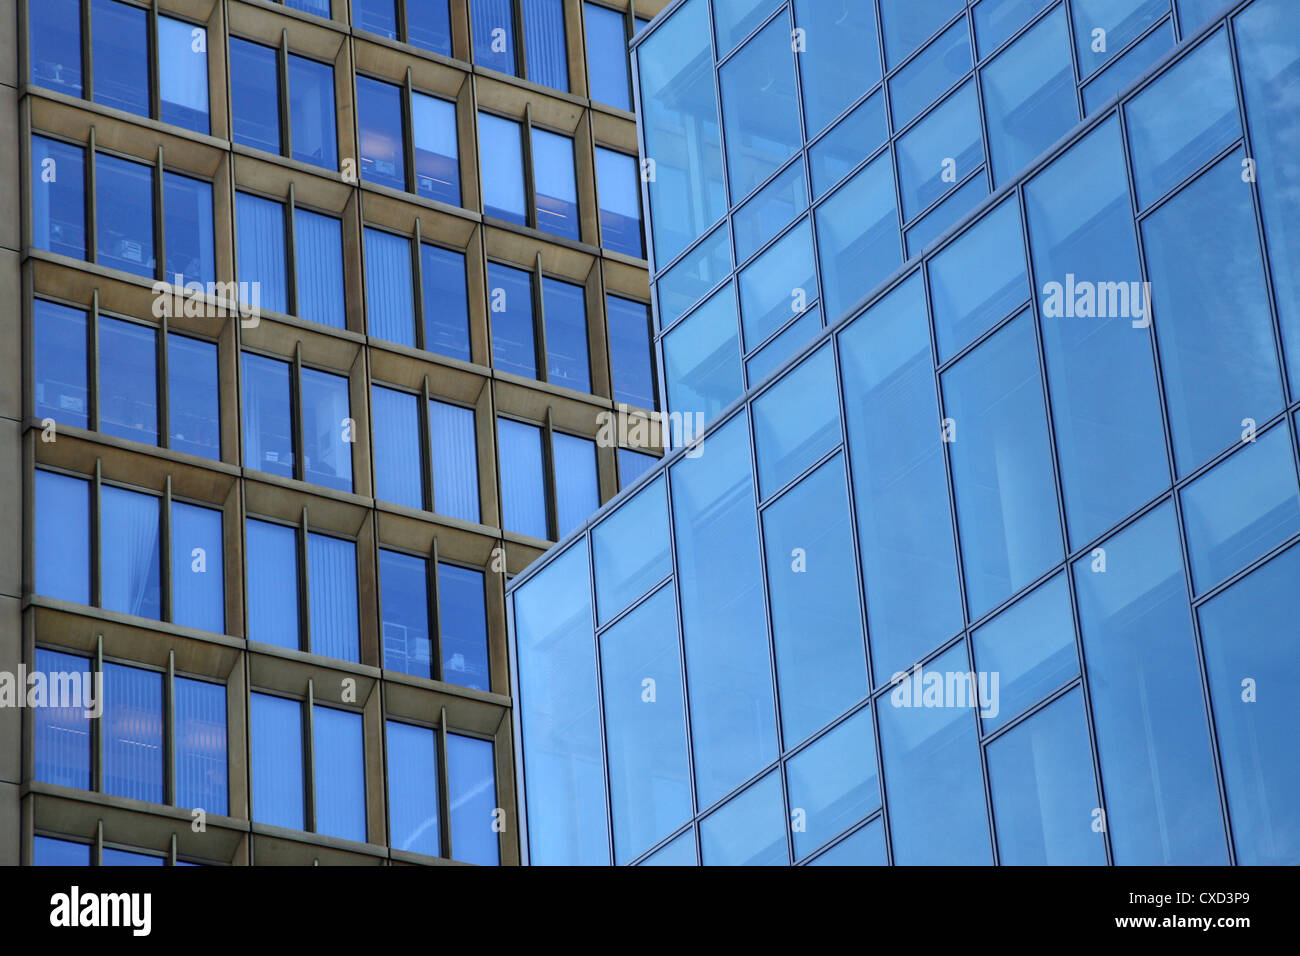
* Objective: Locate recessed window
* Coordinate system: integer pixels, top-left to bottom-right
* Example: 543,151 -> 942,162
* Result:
231,37 -> 338,172
378,550 -> 490,688
595,147 -> 643,258
541,277 -> 590,392
606,294 -> 656,410
530,128 -> 579,241
362,227 -> 471,357
357,76 -> 461,205
477,113 -> 527,226
584,2 -> 634,110
95,153 -> 155,278
487,262 -> 594,393
471,0 -> 568,91
28,0 -> 82,98
497,418 -> 600,541
30,136 -> 87,260
477,113 -> 580,240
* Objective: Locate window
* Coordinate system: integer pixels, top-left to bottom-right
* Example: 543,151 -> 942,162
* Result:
793,0 -> 881,138
738,217 -> 817,351
1072,0 -> 1166,78
236,192 -> 288,315
249,692 -> 305,831
95,153 -> 154,278
532,128 -> 579,240
896,82 -> 985,221
363,228 -> 471,355
164,172 -> 216,285
551,431 -> 599,538
719,15 -> 801,202
814,151 -> 899,324
595,147 -> 644,258
412,92 -> 460,206
91,1 -> 147,117
700,771 -> 787,865
33,470 -> 227,632
34,648 -> 229,814
478,114 -> 578,239
606,295 -> 655,410
584,2 -> 633,110
662,284 -> 744,431
293,208 -> 347,329
541,277 -> 590,392
488,261 -> 536,377
447,733 -> 500,865
785,708 -> 880,860
471,0 -> 568,91
486,262 -> 592,393
246,518 -> 361,663
733,162 -> 807,264
421,244 -> 472,362
592,476 -> 671,625
617,448 -> 657,489
231,38 -> 338,172
379,550 -> 490,688
34,837 -> 91,867
240,351 -> 353,492
808,94 -> 887,201
752,346 -> 840,499
879,0 -> 963,68
28,0 -> 82,98
357,75 -> 461,204
313,705 -> 367,841
497,418 -> 600,541
890,20 -> 971,131
30,136 -> 87,260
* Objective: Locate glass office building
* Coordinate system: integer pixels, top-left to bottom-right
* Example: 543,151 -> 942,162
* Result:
509,0 -> 1300,865
8,0 -> 670,865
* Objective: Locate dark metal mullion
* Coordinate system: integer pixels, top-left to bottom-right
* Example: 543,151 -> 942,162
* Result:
93,635 -> 104,794
980,676 -> 1084,747
396,0 -> 409,45
161,475 -> 173,624
1061,0 -> 1088,120
148,3 -> 160,120
286,184 -> 300,316
88,290 -> 101,432
297,506 -> 311,654
153,146 -> 165,282
901,163 -> 986,235
429,536 -> 443,683
403,69 -> 416,194
87,128 -> 98,267
412,219 -> 427,351
520,105 -> 539,231
437,708 -> 453,859
420,376 -> 435,512
304,682 -> 316,833
1190,524 -> 1300,610
91,459 -> 103,610
158,315 -> 170,449
1133,135 -> 1245,224
511,0 -> 527,80
291,343 -> 304,482
541,408 -> 557,541
532,253 -> 549,383
165,651 -> 176,806
966,5 -> 999,195
279,33 -> 292,160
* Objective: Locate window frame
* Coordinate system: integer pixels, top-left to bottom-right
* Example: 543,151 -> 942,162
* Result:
354,71 -> 462,205
360,222 -> 472,357
495,413 -> 602,542
476,108 -> 582,243
581,0 -> 641,111
229,33 -> 340,172
485,256 -> 597,393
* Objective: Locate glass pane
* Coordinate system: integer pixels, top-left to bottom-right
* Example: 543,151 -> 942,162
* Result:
719,15 -> 801,202
409,0 -> 453,56
890,20 -> 971,131
657,223 -> 732,329
159,17 -> 210,134
662,284 -> 743,430
241,352 -> 293,478
1177,0 -> 1228,32
973,0 -> 1054,56
814,151 -> 899,323
514,544 -> 607,864
618,449 -> 657,487
713,0 -> 781,56
102,848 -> 164,866
1198,544 -> 1300,864
386,721 -> 440,857
293,208 -> 345,329
595,147 -> 643,258
607,295 -> 655,410
752,345 -> 839,499
478,113 -> 527,225
31,136 -> 86,260
738,218 -> 817,350
92,0 -> 148,117
95,153 -> 155,278
100,486 -> 162,620
380,549 -> 432,677
551,432 -> 599,539
733,161 -> 805,264
102,662 -> 163,803
640,830 -> 696,866
439,563 -> 490,690
236,193 -> 288,315
171,500 -> 224,634
593,476 -> 671,625
764,456 -> 868,745
972,574 -> 1077,732
542,277 -> 590,392
905,172 -> 988,258
364,227 -> 416,346
637,0 -> 726,264
746,307 -> 821,385
313,706 -> 366,841
584,2 -> 630,109
498,418 -> 548,538
371,386 -> 423,509
288,54 -> 338,170
877,643 -> 990,864
1072,0 -> 1166,78
808,92 -> 886,200
429,399 -> 481,523
163,172 -> 215,286
532,128 -> 580,240
250,693 -> 304,830
1181,423 -> 1300,593
879,0 -> 963,68
98,316 -> 157,445
487,261 -> 536,378
1081,22 -> 1174,114
981,7 -> 1076,187
447,733 -> 499,865
412,92 -> 460,206
300,367 -> 352,493
167,334 -> 220,460
245,518 -> 299,649
808,819 -> 886,865
353,0 -> 397,38
1026,116 -> 1169,547
33,648 -> 92,789
34,299 -> 88,429
1073,502 -> 1227,864
794,0 -> 881,138
1126,28 -> 1240,208
700,771 -> 787,865
421,244 -> 471,362
174,676 -> 227,816
839,274 -> 962,685
307,533 -> 360,663
671,414 -> 777,805
287,0 -> 330,17
34,836 -> 90,866
356,75 -> 406,190
1142,150 -> 1282,475
29,0 -> 82,97
896,82 -> 984,221
230,38 -> 281,153
601,585 -> 692,864
786,708 -> 879,859
987,688 -> 1107,864
35,471 -> 90,604
929,197 -> 1027,362
472,0 -> 518,75
523,0 -> 568,90
943,310 -> 1063,620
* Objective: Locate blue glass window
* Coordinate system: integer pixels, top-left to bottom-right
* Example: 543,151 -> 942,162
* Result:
739,218 -> 817,351
879,0 -> 963,68
421,244 -> 471,362
236,193 -> 288,315
386,721 -> 440,857
733,161 -> 806,264
794,0 -> 881,137
700,771 -> 787,865
663,284 -> 743,432
163,172 -> 215,286
230,38 -> 281,154
532,128 -> 580,241
747,308 -> 821,385
102,848 -> 164,866
593,476 -> 671,625
250,693 -> 304,830
601,585 -> 692,864
943,310 -> 1063,620
34,300 -> 88,429
1082,22 -> 1174,114
595,147 -> 643,258
100,486 -> 162,620
478,113 -> 527,225
890,20 -> 971,131
618,448 -> 657,488
987,688 -> 1106,865
641,830 -> 697,866
551,431 -> 599,539
31,136 -> 86,260
33,648 -> 92,789
1177,0 -> 1228,32
1072,0 -> 1166,78
607,295 -> 655,410
719,15 -> 801,201
102,662 -> 163,803
808,819 -> 886,866
472,0 -> 518,75
92,0 -> 147,117
542,277 -> 589,392
313,706 -> 366,842
380,550 -> 432,677
786,708 -> 879,859
288,54 -> 338,170
353,0 -> 397,39
96,153 -> 155,278
293,208 -> 345,329
763,456 -> 868,745
286,0 -> 330,17
815,151 -> 899,323
1074,503 -> 1227,863
357,76 -> 406,190
896,81 -> 984,221
430,399 -> 481,523
584,3 -> 630,109
29,0 -> 82,97
364,227 -> 416,347
412,92 -> 460,206
409,1 -> 453,55
439,563 -> 489,690
308,533 -> 360,663
97,316 -> 157,446
498,418 -> 548,539
524,0 -> 568,91
712,0 -> 782,56
245,518 -> 299,649
973,0 -> 1054,56
299,367 -> 352,493
34,837 -> 90,866
752,346 -> 840,498
808,92 -> 887,200
171,500 -> 224,634
448,733 -> 499,865
906,172 -> 989,258
657,223 -> 732,328
241,352 -> 293,479
35,471 -> 91,605
372,386 -> 423,509
488,261 -> 536,378
175,678 -> 227,815
159,17 -> 209,134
